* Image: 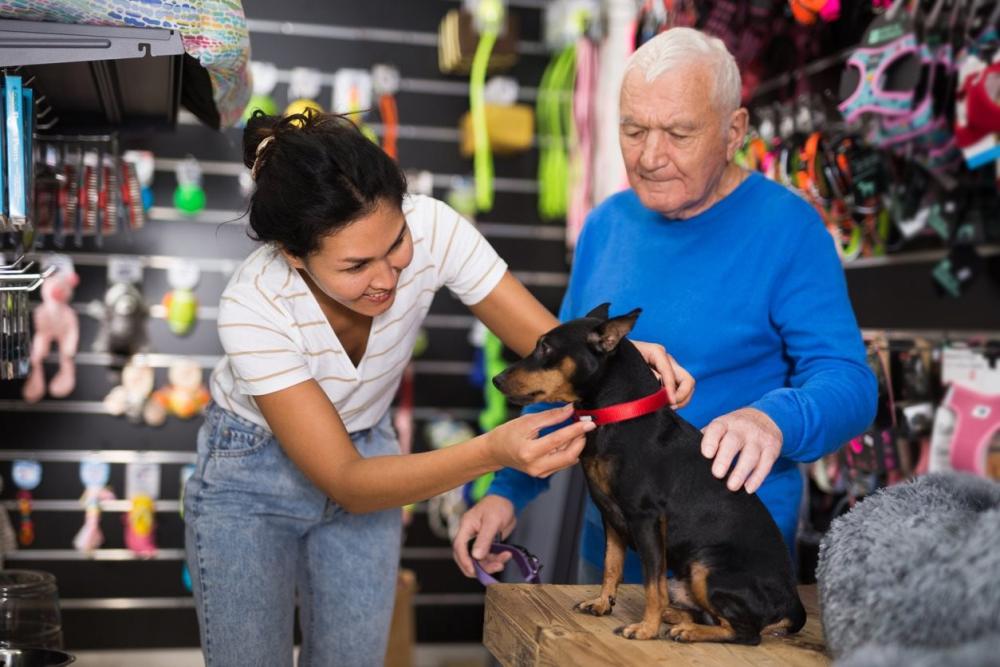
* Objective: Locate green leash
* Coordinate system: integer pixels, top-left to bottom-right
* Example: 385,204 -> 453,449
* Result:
537,44 -> 577,220
470,0 -> 504,212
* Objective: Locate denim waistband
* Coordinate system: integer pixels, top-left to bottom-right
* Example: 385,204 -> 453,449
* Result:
203,401 -> 388,443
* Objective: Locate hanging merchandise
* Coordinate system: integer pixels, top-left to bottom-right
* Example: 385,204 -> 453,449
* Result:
72,459 -> 115,554
789,0 -> 840,26
121,149 -> 154,215
124,462 -> 160,558
0,257 -> 48,381
240,61 -> 280,126
332,69 -> 378,144
459,77 -> 534,158
172,156 -> 206,216
543,0 -> 601,249
90,256 -> 148,358
11,460 -> 41,547
147,357 -> 210,423
161,260 -> 200,337
372,64 -> 400,159
103,357 -> 159,425
536,43 -> 577,221
445,176 -> 478,220
0,476 -> 18,557
22,255 -> 79,403
591,0 -> 635,206
424,418 -> 478,540
438,1 -> 519,75
31,136 -> 140,248
2,74 -> 33,234
478,328 -> 509,434
284,67 -> 325,121
179,464 -> 196,591
930,346 -> 1000,480
466,0 -> 508,213
406,170 -> 435,198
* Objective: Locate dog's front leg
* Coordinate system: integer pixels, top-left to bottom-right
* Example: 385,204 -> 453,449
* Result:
616,516 -> 666,640
574,521 -> 626,616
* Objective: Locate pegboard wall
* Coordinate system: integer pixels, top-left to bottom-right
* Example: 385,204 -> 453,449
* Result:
3,0 -> 1000,653
0,0 -> 563,650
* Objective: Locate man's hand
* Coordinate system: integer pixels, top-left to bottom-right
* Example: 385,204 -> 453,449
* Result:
632,340 -> 695,408
452,495 -> 517,578
700,408 -> 782,493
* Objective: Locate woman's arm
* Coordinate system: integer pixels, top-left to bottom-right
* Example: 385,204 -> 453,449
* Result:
254,378 -> 593,514
469,272 -> 695,406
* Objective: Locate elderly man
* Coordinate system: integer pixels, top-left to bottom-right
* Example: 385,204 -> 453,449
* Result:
453,27 -> 877,585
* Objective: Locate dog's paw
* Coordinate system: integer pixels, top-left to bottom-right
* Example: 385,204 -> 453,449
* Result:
667,623 -> 701,642
614,621 -> 660,640
574,596 -> 614,616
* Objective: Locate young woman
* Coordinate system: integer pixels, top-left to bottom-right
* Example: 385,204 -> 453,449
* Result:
183,110 -> 693,666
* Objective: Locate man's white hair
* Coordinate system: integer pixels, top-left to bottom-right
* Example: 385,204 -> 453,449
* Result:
624,27 -> 742,113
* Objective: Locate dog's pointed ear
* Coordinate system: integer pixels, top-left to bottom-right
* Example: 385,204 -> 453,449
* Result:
585,303 -> 611,320
588,308 -> 641,353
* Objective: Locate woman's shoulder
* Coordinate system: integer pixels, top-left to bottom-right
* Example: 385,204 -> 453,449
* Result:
402,194 -> 450,230
220,245 -> 299,315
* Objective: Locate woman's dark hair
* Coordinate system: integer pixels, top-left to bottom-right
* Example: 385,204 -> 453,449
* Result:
242,109 -> 407,257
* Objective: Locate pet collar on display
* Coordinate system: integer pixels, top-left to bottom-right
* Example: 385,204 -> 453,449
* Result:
574,387 -> 670,426
473,541 -> 542,585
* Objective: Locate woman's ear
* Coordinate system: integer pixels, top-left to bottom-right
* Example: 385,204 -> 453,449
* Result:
280,248 -> 306,270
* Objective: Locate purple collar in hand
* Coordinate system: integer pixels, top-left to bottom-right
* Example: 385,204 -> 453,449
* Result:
473,541 -> 542,585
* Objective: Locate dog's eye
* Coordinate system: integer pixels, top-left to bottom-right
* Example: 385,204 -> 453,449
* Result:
536,341 -> 551,357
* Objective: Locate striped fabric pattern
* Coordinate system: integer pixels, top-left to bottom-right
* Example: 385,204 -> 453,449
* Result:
210,195 -> 507,432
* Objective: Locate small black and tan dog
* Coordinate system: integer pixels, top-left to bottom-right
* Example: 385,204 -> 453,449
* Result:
493,304 -> 805,644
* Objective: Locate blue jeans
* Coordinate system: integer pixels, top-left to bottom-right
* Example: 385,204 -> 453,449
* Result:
184,402 -> 402,667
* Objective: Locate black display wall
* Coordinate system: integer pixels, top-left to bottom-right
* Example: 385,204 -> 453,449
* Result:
2,0 -> 998,653
0,0 -> 562,650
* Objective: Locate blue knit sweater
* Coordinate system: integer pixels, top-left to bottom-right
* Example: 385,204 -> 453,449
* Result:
488,173 -> 877,582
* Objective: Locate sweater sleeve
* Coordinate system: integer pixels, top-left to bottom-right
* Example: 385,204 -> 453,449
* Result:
750,210 -> 878,462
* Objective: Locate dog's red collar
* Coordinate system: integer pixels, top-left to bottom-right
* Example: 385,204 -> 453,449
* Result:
573,387 -> 670,426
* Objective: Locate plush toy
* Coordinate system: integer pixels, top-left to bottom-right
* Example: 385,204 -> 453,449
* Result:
22,257 -> 80,403
149,358 -> 210,421
91,281 -> 148,358
103,358 -> 160,425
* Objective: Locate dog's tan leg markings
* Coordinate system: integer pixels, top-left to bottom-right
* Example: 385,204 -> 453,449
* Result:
575,523 -> 625,616
618,516 -> 668,640
668,620 -> 739,642
667,561 -> 738,642
618,574 -> 666,640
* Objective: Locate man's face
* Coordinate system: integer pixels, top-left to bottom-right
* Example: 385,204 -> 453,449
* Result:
619,63 -> 735,218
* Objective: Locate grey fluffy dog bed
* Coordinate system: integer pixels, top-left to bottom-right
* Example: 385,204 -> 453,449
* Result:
817,473 -> 1000,666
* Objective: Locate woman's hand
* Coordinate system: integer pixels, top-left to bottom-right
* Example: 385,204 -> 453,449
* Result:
485,404 -> 594,477
632,340 -> 695,408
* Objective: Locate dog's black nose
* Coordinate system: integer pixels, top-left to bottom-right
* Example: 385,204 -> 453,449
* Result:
492,370 -> 508,391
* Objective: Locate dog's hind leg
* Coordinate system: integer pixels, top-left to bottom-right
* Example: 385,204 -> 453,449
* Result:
575,520 -> 626,616
615,516 -> 666,640
666,562 -> 760,645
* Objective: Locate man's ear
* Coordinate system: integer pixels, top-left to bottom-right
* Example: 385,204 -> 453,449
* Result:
585,302 -> 611,320
588,308 -> 641,353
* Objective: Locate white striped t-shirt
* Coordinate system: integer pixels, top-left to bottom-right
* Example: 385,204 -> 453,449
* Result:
209,194 -> 508,433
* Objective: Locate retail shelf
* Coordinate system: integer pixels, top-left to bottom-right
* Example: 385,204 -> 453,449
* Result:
2,499 -> 181,513
0,399 -> 481,422
845,244 -> 1000,270
0,447 -> 195,464
0,18 -> 183,67
57,592 -> 484,610
5,546 -> 452,562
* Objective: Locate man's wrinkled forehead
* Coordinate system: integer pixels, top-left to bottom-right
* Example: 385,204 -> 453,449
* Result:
620,63 -> 717,116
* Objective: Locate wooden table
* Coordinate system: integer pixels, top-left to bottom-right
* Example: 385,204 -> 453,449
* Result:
484,584 -> 829,666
